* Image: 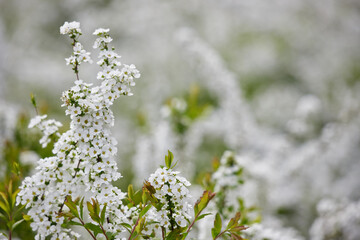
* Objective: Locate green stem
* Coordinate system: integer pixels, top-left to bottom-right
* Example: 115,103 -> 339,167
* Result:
8,213 -> 12,240
183,210 -> 202,239
128,214 -> 141,240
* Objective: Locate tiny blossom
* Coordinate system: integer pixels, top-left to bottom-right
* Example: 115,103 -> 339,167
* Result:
144,166 -> 193,237
17,22 -> 140,239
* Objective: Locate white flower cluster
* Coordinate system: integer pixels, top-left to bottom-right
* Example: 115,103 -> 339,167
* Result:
244,223 -> 304,240
28,114 -> 62,148
65,42 -> 93,66
17,22 -> 140,240
60,23 -> 92,69
310,199 -> 360,240
59,21 -> 81,35
212,151 -> 242,190
144,167 -> 192,237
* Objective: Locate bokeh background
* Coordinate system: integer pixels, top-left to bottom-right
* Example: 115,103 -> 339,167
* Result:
1,0 -> 360,239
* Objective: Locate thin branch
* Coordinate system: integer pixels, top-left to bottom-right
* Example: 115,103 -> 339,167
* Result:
161,227 -> 165,240
99,223 -> 109,240
78,218 -> 97,240
128,215 -> 141,240
58,158 -> 82,213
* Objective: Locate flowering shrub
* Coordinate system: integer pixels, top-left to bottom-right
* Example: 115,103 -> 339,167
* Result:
11,22 -> 247,240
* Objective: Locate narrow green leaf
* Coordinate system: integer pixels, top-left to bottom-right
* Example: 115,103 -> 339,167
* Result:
64,198 -> 79,218
214,213 -> 222,232
30,93 -> 37,108
196,213 -> 212,221
68,220 -> 83,226
11,189 -> 20,209
229,225 -> 248,233
11,219 -> 25,230
100,204 -> 107,225
142,190 -> 148,204
0,212 -> 7,221
120,223 -> 132,233
194,191 -> 215,216
0,192 -> 9,208
106,231 -> 116,240
0,201 -> 9,215
79,197 -> 84,220
226,212 -> 241,229
84,223 -> 103,236
166,228 -> 182,240
92,199 -> 100,216
165,150 -> 174,169
128,184 -> 134,200
87,201 -> 94,214
8,181 -> 13,198
139,204 -> 152,219
211,213 -> 222,238
211,228 -> 218,239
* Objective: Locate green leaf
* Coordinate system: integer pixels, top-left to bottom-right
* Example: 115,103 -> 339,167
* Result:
100,204 -> 107,225
166,228 -> 183,240
194,191 -> 216,216
229,225 -> 248,233
196,213 -> 212,221
226,212 -> 241,229
87,199 -> 101,223
120,223 -> 132,233
79,197 -> 84,220
142,190 -> 150,204
106,231 -> 116,240
87,201 -> 94,215
165,150 -> 174,169
0,192 -> 9,208
0,200 -> 9,215
211,213 -> 222,238
0,212 -> 7,221
68,220 -> 83,226
8,181 -> 13,198
128,184 -> 134,201
138,204 -> 152,219
211,228 -> 218,239
30,93 -> 37,108
11,219 -> 24,230
64,197 -> 79,218
84,223 -> 103,237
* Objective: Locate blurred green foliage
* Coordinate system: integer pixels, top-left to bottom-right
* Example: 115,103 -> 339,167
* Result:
0,113 -> 55,239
